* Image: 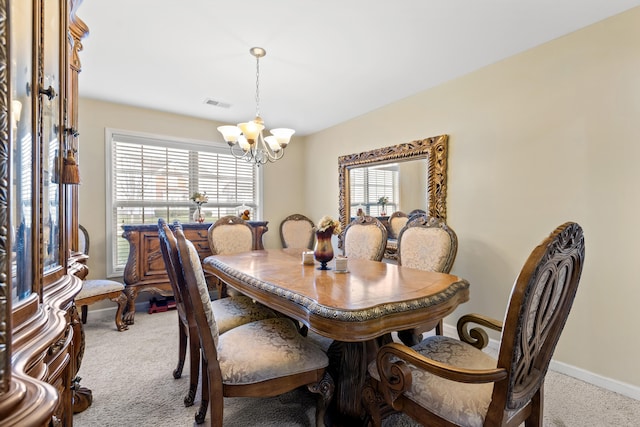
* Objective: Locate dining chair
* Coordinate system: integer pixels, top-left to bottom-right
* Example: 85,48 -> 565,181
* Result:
174,224 -> 335,426
75,224 -> 128,331
343,215 -> 388,261
158,219 -> 278,407
407,208 -> 426,220
280,213 -> 315,249
207,215 -> 255,297
384,211 -> 409,260
387,211 -> 409,240
395,215 -> 458,343
364,222 -> 585,427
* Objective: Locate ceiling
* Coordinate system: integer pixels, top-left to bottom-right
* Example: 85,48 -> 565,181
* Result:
77,1 -> 640,136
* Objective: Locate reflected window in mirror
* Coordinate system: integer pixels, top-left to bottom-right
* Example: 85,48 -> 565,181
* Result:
350,164 -> 398,218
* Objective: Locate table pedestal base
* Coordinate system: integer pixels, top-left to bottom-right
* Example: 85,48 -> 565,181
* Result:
326,338 -> 385,425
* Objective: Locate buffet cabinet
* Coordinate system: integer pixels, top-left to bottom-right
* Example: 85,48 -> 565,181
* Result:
120,221 -> 269,323
0,0 -> 89,425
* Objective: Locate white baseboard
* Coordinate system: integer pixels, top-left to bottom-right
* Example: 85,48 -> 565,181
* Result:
443,323 -> 640,401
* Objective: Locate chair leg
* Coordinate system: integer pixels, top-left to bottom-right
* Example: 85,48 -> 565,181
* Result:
81,305 -> 88,324
525,386 -> 544,427
361,380 -> 384,427
112,292 -> 129,331
435,319 -> 444,336
196,355 -> 209,424
174,320 -> 187,380
185,325 -> 200,407
308,371 -> 335,427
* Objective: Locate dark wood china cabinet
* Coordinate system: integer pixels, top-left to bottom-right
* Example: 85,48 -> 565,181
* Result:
0,0 -> 89,425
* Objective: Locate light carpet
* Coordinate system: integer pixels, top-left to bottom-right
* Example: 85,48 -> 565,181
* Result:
73,308 -> 639,426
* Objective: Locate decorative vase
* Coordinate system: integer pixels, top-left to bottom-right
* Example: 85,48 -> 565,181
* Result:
314,227 -> 335,270
193,205 -> 205,223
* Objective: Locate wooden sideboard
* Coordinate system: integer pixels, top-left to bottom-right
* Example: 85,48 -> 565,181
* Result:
120,221 -> 268,323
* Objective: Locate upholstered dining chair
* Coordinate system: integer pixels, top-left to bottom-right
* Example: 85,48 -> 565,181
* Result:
280,213 -> 315,249
75,225 -> 128,331
174,225 -> 334,426
395,215 -> 458,343
364,222 -> 585,427
158,219 -> 277,407
407,208 -> 426,220
387,211 -> 409,240
343,215 -> 388,262
207,215 -> 256,297
384,211 -> 409,260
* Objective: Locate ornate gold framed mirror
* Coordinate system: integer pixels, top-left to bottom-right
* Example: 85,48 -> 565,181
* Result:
338,135 -> 449,247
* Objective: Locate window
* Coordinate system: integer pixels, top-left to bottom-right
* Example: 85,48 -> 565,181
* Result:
349,163 -> 398,217
106,129 -> 262,276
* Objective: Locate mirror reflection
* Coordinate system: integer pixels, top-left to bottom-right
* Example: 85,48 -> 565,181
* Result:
349,159 -> 428,219
338,135 -> 449,249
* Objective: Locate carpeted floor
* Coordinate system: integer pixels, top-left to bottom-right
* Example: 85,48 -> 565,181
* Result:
73,308 -> 639,426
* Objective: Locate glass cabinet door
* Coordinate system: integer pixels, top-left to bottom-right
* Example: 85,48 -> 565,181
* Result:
10,0 -> 35,302
42,0 -> 63,275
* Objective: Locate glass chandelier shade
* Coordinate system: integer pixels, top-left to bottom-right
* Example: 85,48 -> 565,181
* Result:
217,47 -> 295,166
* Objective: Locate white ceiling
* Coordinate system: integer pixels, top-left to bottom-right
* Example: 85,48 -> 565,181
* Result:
77,1 -> 640,136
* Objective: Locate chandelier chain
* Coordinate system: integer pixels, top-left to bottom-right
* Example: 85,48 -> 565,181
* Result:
255,55 -> 261,118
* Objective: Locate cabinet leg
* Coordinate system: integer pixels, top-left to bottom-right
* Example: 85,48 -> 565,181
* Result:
112,292 -> 129,331
123,287 -> 138,325
71,376 -> 93,414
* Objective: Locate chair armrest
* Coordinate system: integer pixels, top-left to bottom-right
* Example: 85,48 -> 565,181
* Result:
376,342 -> 507,408
456,313 -> 503,349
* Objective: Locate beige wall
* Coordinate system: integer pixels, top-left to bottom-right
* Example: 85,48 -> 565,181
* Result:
78,7 -> 640,395
303,7 -> 640,390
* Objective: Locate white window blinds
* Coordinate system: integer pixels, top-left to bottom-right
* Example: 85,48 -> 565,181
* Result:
106,129 -> 260,276
349,164 -> 398,217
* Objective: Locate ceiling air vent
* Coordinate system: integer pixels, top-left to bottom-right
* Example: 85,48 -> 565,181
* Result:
204,98 -> 231,109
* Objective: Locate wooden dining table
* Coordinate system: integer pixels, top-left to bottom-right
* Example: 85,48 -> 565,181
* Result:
202,248 -> 470,425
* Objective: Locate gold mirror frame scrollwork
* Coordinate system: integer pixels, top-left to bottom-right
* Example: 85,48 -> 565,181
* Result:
338,135 -> 449,248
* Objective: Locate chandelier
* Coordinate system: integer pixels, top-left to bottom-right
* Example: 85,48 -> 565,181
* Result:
217,47 -> 295,166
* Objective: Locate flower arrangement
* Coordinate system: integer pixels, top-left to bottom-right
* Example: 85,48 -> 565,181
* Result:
190,191 -> 208,206
316,215 -> 342,235
378,196 -> 389,207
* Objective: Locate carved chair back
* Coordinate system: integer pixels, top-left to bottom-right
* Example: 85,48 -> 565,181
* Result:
343,215 -> 388,261
280,213 -> 315,249
488,222 -> 584,421
207,215 -> 254,255
158,219 -> 187,318
387,211 -> 409,240
79,224 -> 90,255
397,215 -> 458,274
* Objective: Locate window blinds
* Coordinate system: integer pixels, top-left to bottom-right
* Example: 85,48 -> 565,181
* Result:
107,131 -> 259,274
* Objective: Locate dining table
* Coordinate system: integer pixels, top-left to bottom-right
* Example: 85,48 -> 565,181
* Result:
202,248 -> 470,425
